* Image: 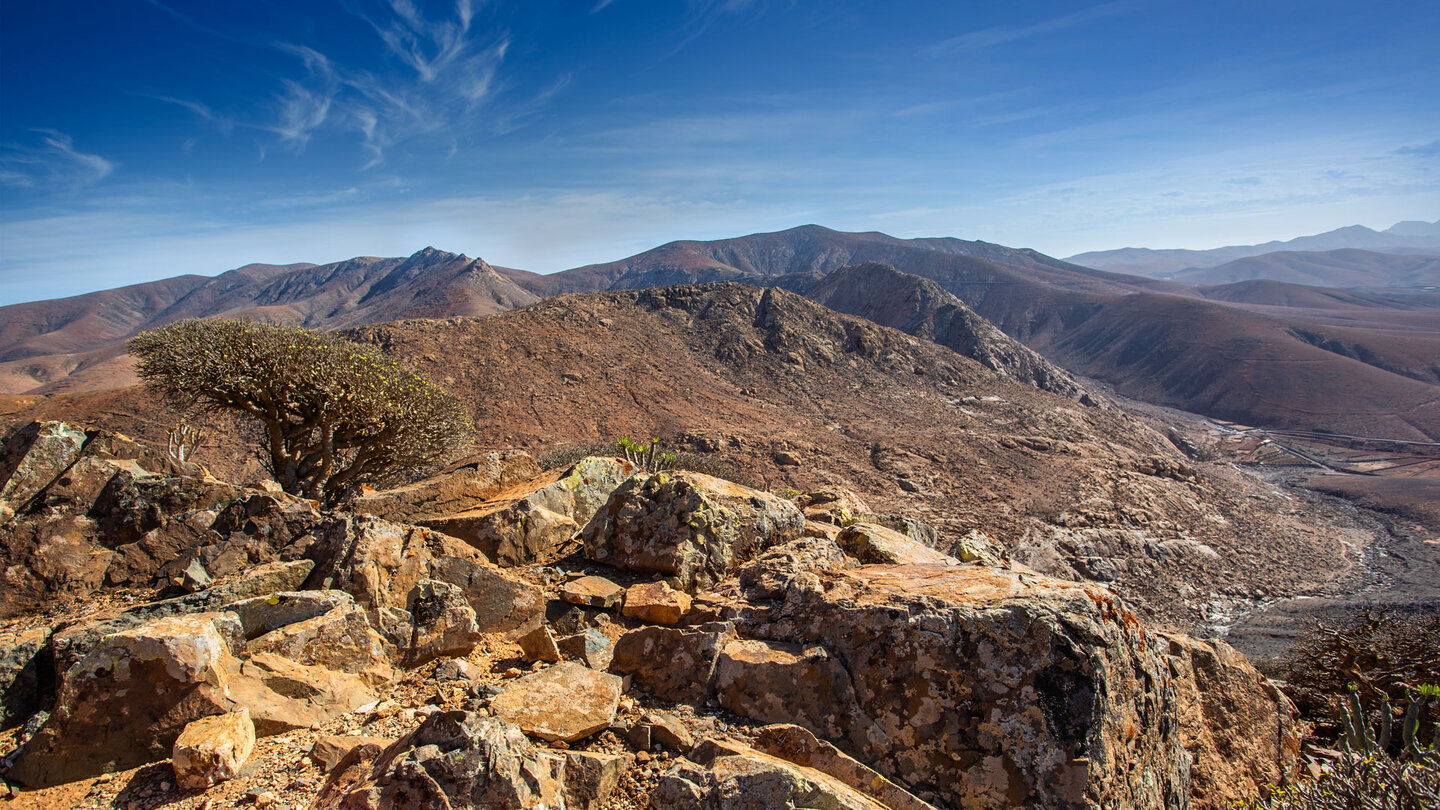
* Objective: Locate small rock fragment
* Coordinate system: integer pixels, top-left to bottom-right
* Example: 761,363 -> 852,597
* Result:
621,581 -> 692,626
171,708 -> 256,791
561,575 -> 624,609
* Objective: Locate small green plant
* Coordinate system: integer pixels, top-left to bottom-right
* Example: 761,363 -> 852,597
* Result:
165,421 -> 204,464
618,436 -> 677,472
1340,684 -> 1439,759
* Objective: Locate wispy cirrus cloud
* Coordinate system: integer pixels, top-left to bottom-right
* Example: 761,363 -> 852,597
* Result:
928,1 -> 1133,56
0,130 -> 117,188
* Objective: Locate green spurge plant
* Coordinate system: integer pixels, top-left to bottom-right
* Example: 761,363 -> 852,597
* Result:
617,436 -> 677,473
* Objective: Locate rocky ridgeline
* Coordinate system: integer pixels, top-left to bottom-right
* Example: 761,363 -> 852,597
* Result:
0,421 -> 1300,809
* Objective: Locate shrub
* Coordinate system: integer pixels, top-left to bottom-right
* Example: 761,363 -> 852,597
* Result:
129,319 -> 472,506
1240,750 -> 1439,810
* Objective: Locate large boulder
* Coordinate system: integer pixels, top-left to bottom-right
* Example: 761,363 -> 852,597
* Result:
227,652 -> 376,736
7,612 -> 240,787
609,623 -> 736,705
710,565 -> 1193,810
835,523 -> 958,566
583,471 -> 805,592
1163,633 -> 1302,810
246,605 -> 398,687
421,456 -> 634,566
313,711 -> 566,810
304,515 -> 542,634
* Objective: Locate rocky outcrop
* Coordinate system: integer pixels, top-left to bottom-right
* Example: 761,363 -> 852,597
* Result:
421,456 -> 634,566
583,470 -> 805,592
350,450 -> 542,522
835,523 -> 958,566
1163,633 -> 1301,810
8,612 -> 241,787
315,711 -> 567,810
0,626 -> 49,729
0,421 -> 88,524
304,515 -> 543,635
708,565 -> 1192,809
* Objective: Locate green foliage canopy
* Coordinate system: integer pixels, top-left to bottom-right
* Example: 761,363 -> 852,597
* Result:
129,318 -> 472,506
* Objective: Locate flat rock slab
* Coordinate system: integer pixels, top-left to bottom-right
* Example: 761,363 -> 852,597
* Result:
491,662 -> 622,743
562,575 -> 624,609
621,581 -> 691,625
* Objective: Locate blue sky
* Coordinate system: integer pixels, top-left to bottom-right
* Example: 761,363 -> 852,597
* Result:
2,0 -> 1437,304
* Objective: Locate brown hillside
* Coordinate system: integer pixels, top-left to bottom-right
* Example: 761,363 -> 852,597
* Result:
4,283 -> 1372,635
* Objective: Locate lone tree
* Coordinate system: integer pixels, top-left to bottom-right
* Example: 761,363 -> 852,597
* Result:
130,319 -> 473,506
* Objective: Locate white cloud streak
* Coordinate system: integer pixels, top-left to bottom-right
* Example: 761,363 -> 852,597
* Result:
0,130 -> 117,188
928,1 -> 1134,56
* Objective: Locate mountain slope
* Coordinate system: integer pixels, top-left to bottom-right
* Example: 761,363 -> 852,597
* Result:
1169,249 -> 1440,288
0,249 -> 538,394
4,283 -> 1371,633
1067,220 -> 1440,277
800,262 -> 1091,401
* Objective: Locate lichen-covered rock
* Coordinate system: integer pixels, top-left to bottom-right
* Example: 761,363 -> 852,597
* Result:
946,529 -> 1007,566
557,628 -> 614,670
0,421 -> 88,524
314,711 -> 566,810
171,707 -> 256,790
714,639 -> 879,753
246,605 -> 397,686
609,623 -> 736,704
583,471 -> 805,592
224,590 -> 354,639
713,565 -> 1192,810
736,537 -> 856,601
622,581 -> 692,625
835,523 -> 958,566
404,579 -> 483,666
565,749 -> 629,809
420,456 -> 633,566
491,661 -> 622,743
751,724 -> 936,810
0,626 -> 49,729
306,515 -> 542,634
1163,633 -> 1301,810
8,612 -> 241,787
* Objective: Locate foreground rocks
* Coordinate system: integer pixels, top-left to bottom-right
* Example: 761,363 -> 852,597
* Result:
8,612 -> 241,787
0,421 -> 1304,810
583,470 -> 805,592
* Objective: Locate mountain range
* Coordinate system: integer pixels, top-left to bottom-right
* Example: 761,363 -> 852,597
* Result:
1067,219 -> 1440,279
3,224 -> 1439,443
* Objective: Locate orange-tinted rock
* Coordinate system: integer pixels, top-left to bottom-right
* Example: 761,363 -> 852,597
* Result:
835,522 -> 958,566
490,662 -> 622,743
1164,633 -> 1302,810
621,581 -> 692,625
171,707 -> 256,790
562,575 -> 624,609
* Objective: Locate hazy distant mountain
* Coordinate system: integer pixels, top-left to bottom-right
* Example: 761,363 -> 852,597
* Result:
1169,249 -> 1440,288
1067,219 -> 1440,278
